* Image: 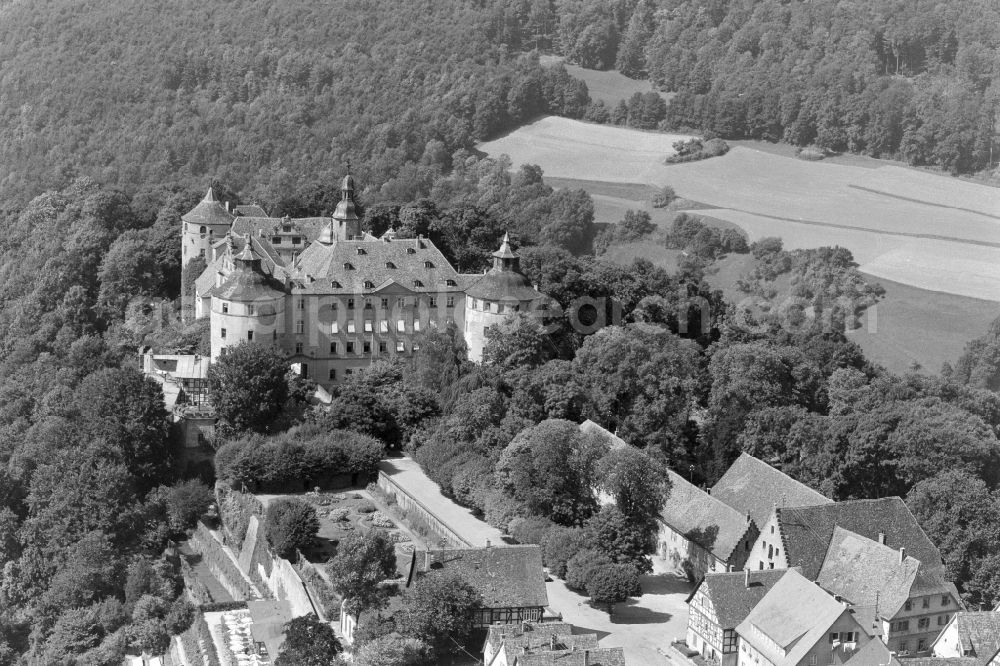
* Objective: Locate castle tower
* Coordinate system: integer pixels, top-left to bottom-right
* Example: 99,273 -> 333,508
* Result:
331,167 -> 361,241
181,186 -> 234,265
464,233 -> 544,363
209,238 -> 286,360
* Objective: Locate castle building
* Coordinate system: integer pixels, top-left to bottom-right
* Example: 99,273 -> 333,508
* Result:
185,173 -> 545,386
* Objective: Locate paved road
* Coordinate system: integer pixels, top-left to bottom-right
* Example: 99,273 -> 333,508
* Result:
546,557 -> 692,666
378,457 -> 505,548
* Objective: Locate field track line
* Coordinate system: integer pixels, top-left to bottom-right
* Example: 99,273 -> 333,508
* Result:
847,184 -> 1000,221
701,208 -> 1000,249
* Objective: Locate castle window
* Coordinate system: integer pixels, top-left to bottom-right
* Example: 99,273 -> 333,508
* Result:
363,341 -> 371,354
414,320 -> 421,332
221,328 -> 227,339
330,342 -> 337,355
364,299 -> 373,309
247,305 -> 254,315
397,297 -> 406,307
331,322 -> 339,334
397,320 -> 405,333
381,297 -> 389,309
329,368 -> 336,380
346,342 -> 355,353
295,342 -> 303,354
356,247 -> 366,255
273,331 -> 277,341
272,236 -> 281,244
344,263 -> 354,270
424,261 -> 434,268
364,320 -> 373,333
200,226 -> 207,234
446,296 -> 454,308
385,262 -> 395,269
379,320 -> 388,333
429,297 -> 437,308
364,281 -> 374,289
413,280 -> 423,288
222,303 -> 229,314
297,299 -> 305,310
446,279 -> 457,286
396,340 -> 405,352
247,331 -> 253,341
379,341 -> 387,353
347,298 -> 355,309
296,321 -> 304,334
347,321 -> 356,333
292,236 -> 301,245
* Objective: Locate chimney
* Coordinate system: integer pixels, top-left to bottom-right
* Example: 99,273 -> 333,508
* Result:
899,546 -> 906,563
486,539 -> 492,548
746,511 -> 752,524
745,568 -> 751,589
878,531 -> 886,545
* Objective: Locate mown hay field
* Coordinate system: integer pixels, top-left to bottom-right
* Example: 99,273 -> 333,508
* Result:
481,117 -> 1000,302
539,55 -> 673,107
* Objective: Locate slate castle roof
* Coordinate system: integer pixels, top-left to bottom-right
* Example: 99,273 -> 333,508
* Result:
660,469 -> 755,564
775,497 -> 947,584
421,546 -> 549,610
465,233 -> 544,302
711,453 -> 831,528
694,568 -> 792,630
211,243 -> 285,302
816,527 -> 920,625
736,568 -> 859,666
182,187 -> 235,227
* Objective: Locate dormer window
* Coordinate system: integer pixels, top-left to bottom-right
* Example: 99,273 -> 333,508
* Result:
364,280 -> 375,289
386,262 -> 396,269
413,280 -> 423,288
282,225 -> 291,233
406,248 -> 416,254
331,281 -> 341,288
424,261 -> 434,268
446,279 -> 457,286
356,247 -> 366,255
344,263 -> 354,270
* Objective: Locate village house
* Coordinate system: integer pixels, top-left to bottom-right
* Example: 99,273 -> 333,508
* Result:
843,638 -> 903,666
483,622 -> 603,666
511,647 -> 627,666
735,568 -> 872,666
930,611 -> 1000,666
747,497 -> 962,656
686,568 -> 791,665
184,177 -> 546,385
417,545 -> 550,627
710,453 -> 832,529
658,469 -> 758,582
816,526 -> 961,655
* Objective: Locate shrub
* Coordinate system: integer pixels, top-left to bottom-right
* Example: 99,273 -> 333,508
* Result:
585,563 -> 641,613
565,549 -> 612,591
482,491 -> 529,533
542,527 -> 587,579
797,145 -> 826,161
651,185 -> 677,208
264,498 -> 319,559
509,516 -> 556,546
356,500 -> 377,514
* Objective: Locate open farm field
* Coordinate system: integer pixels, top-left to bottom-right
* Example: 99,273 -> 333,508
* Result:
539,55 -> 673,106
481,117 -> 1000,302
847,276 -> 998,376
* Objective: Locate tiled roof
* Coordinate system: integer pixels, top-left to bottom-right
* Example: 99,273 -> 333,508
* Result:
232,216 -> 329,244
182,187 -> 235,227
422,546 -> 548,609
505,633 -> 600,656
955,612 -> 1000,665
777,498 -> 946,582
465,269 -> 543,301
660,469 -> 754,564
736,568 -> 857,666
290,237 -> 465,295
697,568 -> 792,629
578,420 -> 627,450
513,646 -> 626,666
816,527 -> 920,622
485,621 -> 574,649
711,453 -> 831,528
195,235 -> 288,298
213,263 -> 285,302
905,659 -> 978,666
846,637 -> 903,666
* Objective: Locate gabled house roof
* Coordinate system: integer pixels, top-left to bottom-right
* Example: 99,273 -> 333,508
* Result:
775,497 -> 947,583
944,612 -> 1000,665
736,568 -> 861,666
513,646 -> 626,666
711,453 -> 831,528
660,469 -> 755,565
420,546 -> 548,609
694,568 -> 792,629
847,637 -> 903,666
817,527 -> 921,624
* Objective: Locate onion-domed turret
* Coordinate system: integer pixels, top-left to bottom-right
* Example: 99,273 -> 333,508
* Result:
333,164 -> 361,241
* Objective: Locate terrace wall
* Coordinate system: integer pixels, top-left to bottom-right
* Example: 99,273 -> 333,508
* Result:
377,470 -> 470,548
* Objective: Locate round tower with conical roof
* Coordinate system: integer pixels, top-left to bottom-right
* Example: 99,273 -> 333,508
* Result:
182,186 -> 235,265
210,238 -> 286,360
464,233 -> 545,362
